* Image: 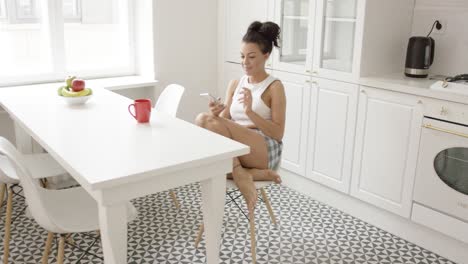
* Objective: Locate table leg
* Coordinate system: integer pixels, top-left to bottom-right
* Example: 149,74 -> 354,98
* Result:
98,203 -> 128,264
200,175 -> 226,264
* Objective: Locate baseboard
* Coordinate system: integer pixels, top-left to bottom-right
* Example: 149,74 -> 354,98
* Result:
280,169 -> 468,264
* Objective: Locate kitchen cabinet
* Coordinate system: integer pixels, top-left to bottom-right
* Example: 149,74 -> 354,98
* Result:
306,78 -> 358,193
272,0 -> 364,81
312,0 -> 365,81
273,71 -> 311,176
350,86 -> 423,218
272,0 -> 315,74
224,0 -> 274,65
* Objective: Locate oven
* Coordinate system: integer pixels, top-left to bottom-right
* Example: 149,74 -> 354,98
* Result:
414,116 -> 468,222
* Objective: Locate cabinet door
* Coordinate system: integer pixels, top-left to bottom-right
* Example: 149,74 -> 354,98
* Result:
224,0 -> 273,64
350,87 -> 423,218
273,71 -> 311,176
272,0 -> 315,75
306,78 -> 358,193
312,0 -> 365,82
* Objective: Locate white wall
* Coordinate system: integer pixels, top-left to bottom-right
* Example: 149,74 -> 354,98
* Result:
153,0 -> 218,123
411,0 -> 468,76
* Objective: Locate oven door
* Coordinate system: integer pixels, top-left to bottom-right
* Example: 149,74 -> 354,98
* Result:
414,118 -> 468,221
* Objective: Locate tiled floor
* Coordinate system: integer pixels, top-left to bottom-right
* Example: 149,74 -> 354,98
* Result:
0,184 -> 456,264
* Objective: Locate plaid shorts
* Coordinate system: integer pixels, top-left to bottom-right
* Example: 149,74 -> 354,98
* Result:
251,129 -> 283,170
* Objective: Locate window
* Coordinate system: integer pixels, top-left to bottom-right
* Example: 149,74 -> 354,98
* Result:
0,0 -> 134,86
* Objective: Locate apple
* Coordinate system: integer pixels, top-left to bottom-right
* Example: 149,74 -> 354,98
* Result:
71,79 -> 85,92
65,76 -> 76,88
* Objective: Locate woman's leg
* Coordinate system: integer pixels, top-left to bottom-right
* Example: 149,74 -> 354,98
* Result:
195,113 -> 269,169
195,112 -> 271,212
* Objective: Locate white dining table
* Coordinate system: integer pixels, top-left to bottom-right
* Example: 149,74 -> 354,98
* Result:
0,85 -> 249,263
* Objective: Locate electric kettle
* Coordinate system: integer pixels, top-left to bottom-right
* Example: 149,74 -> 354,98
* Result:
404,36 -> 435,78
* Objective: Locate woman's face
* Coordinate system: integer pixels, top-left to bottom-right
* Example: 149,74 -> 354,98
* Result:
240,42 -> 269,76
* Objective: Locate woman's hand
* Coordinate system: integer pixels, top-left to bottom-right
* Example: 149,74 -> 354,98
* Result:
209,98 -> 225,117
239,88 -> 253,114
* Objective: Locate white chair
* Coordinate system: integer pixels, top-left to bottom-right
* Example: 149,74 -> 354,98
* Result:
0,137 -> 138,264
0,138 -> 68,264
194,163 -> 281,264
154,84 -> 185,208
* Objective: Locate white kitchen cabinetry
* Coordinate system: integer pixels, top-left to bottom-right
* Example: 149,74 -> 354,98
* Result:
272,0 -> 364,81
350,86 -> 423,218
272,0 -> 315,74
312,0 -> 365,81
224,0 -> 274,65
306,78 -> 358,193
273,71 -> 311,176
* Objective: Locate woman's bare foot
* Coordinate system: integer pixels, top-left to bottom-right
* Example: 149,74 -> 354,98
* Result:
232,166 -> 257,216
246,168 -> 282,184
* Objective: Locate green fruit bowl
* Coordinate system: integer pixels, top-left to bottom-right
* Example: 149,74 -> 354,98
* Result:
59,94 -> 93,105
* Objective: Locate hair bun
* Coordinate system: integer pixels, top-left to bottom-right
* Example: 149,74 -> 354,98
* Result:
243,21 -> 281,54
247,21 -> 263,33
259,22 -> 280,48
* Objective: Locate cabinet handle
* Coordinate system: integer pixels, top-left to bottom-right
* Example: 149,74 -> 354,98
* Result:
306,70 -> 311,73
305,80 -> 310,83
312,81 -> 318,84
360,89 -> 366,94
423,124 -> 468,138
417,100 -> 423,104
440,106 -> 449,116
312,71 -> 318,74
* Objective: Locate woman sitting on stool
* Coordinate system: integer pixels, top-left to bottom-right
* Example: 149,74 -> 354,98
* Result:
196,21 -> 286,215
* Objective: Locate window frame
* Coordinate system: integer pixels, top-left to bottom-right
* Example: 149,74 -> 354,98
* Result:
0,0 -> 136,87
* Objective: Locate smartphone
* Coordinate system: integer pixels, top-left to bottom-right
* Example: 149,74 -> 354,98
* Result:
200,93 -> 219,102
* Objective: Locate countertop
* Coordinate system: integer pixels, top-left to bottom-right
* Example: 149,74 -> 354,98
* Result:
359,73 -> 468,105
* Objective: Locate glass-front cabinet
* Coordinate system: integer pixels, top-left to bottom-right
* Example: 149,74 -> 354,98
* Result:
273,0 -> 315,74
313,0 -> 362,80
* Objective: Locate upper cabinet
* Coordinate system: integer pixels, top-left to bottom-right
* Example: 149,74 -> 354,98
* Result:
224,0 -> 274,64
312,0 -> 364,81
272,0 -> 365,81
272,0 -> 315,74
223,0 -> 416,82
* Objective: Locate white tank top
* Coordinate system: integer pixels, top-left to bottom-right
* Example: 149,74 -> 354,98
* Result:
230,75 -> 278,126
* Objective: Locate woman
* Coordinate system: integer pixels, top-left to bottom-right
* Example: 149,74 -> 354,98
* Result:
195,21 -> 286,215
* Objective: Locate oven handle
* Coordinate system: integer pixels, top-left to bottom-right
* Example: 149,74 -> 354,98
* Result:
423,124 -> 468,138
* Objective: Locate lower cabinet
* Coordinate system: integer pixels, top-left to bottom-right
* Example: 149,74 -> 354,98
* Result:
306,78 -> 358,193
350,86 -> 423,218
273,71 -> 311,176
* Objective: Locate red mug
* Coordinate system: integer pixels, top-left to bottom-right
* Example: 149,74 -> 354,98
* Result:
128,99 -> 152,123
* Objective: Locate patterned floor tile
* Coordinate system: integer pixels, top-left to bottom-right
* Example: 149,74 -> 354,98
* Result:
0,184 -> 456,263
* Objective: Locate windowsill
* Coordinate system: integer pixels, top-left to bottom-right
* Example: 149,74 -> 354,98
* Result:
0,76 -> 158,114
0,75 -> 158,91
86,76 -> 158,91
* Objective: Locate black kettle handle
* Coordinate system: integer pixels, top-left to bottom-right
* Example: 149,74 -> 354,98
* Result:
429,37 -> 435,66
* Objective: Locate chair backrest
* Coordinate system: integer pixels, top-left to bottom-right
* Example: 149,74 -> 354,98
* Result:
0,137 -> 58,232
0,154 -> 19,184
154,84 -> 185,117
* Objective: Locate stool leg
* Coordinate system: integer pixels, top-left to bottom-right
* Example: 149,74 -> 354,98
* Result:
250,213 -> 256,264
194,223 -> 204,248
41,232 -> 54,264
0,183 -> 6,213
3,187 -> 13,264
169,191 -> 180,209
260,188 -> 277,225
57,235 -> 66,264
